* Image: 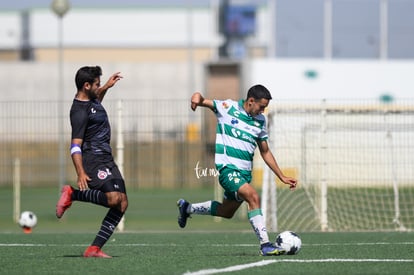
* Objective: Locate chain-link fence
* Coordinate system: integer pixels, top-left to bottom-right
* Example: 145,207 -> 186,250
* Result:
0,99 -> 209,189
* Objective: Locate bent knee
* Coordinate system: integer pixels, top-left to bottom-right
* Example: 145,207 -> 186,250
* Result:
218,209 -> 236,219
106,192 -> 125,207
221,213 -> 234,219
121,199 -> 128,213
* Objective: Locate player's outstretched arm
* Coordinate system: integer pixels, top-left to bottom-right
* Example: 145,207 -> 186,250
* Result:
258,140 -> 297,190
191,92 -> 214,111
97,72 -> 123,102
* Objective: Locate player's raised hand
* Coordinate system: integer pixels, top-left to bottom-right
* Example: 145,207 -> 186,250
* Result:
191,92 -> 203,111
105,72 -> 123,89
191,92 -> 214,111
97,72 -> 123,101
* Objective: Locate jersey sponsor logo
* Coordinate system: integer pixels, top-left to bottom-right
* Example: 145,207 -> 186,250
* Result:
231,128 -> 241,138
243,125 -> 260,135
231,127 -> 256,143
231,118 -> 239,125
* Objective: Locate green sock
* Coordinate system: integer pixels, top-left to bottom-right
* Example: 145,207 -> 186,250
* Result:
210,201 -> 220,216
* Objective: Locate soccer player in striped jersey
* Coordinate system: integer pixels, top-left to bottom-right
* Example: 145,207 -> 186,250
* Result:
177,84 -> 297,256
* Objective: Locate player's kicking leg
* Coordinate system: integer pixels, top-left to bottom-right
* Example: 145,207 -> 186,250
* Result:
177,199 -> 190,228
260,242 -> 286,256
56,185 -> 74,218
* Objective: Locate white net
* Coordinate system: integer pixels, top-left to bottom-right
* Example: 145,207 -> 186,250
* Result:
262,100 -> 414,232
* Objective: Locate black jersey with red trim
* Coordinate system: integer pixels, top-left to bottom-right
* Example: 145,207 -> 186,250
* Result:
70,98 -> 113,160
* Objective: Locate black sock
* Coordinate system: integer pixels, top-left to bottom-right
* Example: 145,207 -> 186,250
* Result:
72,189 -> 109,207
92,208 -> 124,248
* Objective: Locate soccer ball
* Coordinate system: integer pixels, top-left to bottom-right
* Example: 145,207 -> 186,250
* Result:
275,230 -> 302,255
18,211 -> 37,229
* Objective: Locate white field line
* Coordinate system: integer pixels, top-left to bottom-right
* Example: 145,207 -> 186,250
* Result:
183,260 -> 276,275
183,259 -> 414,275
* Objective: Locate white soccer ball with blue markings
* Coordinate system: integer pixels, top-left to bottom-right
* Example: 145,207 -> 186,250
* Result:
18,211 -> 37,228
276,230 -> 302,255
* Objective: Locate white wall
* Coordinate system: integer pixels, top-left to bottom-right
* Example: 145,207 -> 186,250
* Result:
2,59 -> 413,141
0,12 -> 21,49
249,59 -> 414,101
2,59 -> 414,102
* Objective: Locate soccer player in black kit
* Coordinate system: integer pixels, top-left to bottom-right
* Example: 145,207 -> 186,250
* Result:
56,66 -> 128,258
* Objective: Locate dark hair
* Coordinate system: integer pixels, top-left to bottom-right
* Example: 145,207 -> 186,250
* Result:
246,84 -> 272,101
75,66 -> 102,90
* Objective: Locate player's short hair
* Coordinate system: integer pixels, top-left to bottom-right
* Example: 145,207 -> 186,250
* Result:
75,66 -> 102,90
246,84 -> 272,101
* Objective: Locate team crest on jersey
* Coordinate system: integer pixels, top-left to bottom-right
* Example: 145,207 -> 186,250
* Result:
222,102 -> 230,109
97,169 -> 108,180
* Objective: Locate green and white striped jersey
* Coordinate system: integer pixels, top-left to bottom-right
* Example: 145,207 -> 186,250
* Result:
213,99 -> 268,175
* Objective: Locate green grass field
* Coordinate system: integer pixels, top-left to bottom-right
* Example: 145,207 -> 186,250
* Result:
1,232 -> 413,275
0,187 -> 413,274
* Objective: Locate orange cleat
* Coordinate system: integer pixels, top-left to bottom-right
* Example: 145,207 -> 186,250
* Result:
56,185 -> 74,218
83,245 -> 112,258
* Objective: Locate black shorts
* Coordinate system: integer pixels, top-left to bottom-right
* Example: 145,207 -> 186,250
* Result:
83,155 -> 126,194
